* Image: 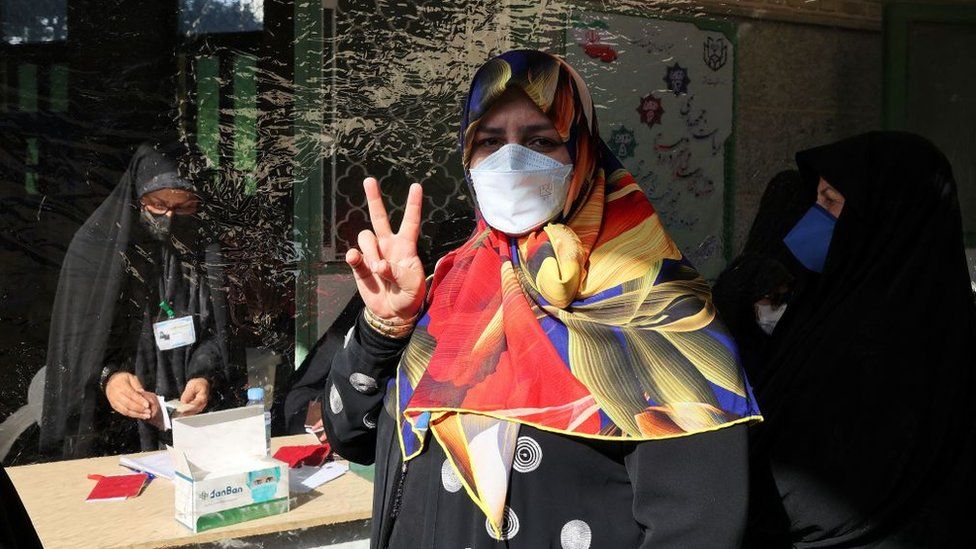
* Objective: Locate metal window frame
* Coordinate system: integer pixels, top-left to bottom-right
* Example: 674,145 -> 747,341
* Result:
884,2 -> 976,247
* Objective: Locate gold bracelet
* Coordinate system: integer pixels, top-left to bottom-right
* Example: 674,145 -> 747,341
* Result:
363,307 -> 418,339
364,317 -> 414,339
364,306 -> 418,327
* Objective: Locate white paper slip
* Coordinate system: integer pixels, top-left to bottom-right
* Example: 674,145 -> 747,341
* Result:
288,461 -> 349,494
156,395 -> 173,431
120,450 -> 176,480
165,399 -> 194,413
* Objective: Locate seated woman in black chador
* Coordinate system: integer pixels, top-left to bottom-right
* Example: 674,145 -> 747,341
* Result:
41,142 -> 230,459
713,169 -> 814,377
743,132 -> 976,547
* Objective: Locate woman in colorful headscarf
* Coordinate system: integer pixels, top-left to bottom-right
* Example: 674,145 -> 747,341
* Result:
320,50 -> 761,548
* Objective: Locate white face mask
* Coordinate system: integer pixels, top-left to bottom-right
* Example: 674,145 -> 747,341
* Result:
755,302 -> 788,335
469,143 -> 573,235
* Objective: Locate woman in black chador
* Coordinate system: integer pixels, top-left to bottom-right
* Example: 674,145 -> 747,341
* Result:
713,170 -> 814,379
40,142 -> 230,459
745,132 -> 976,547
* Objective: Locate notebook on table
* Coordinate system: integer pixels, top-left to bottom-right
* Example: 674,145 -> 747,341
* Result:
119,450 -> 176,480
85,473 -> 150,502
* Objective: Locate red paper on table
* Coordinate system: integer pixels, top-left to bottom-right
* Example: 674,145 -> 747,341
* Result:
273,444 -> 331,468
85,473 -> 149,502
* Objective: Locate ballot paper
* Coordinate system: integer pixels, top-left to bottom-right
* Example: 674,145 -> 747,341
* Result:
156,397 -> 193,431
166,399 -> 193,413
119,450 -> 175,480
288,461 -> 348,494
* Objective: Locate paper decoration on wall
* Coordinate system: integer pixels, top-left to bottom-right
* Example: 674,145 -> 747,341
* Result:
609,126 -> 638,159
570,17 -> 619,62
663,63 -> 691,95
580,29 -> 619,62
636,94 -> 665,128
567,12 -> 735,278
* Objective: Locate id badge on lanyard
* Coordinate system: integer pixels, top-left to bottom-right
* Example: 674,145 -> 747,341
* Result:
153,300 -> 196,351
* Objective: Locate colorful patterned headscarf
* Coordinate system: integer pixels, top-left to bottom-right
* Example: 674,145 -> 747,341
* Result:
394,50 -> 761,534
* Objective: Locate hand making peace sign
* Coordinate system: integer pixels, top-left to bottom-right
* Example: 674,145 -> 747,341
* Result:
345,178 -> 426,324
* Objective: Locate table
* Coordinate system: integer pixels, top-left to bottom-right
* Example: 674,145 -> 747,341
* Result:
6,435 -> 374,548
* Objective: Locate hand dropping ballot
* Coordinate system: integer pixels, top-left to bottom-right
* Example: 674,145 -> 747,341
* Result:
169,406 -> 289,532
153,397 -> 194,431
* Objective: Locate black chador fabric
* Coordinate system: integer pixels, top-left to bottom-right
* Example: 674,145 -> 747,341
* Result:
748,132 -> 976,547
713,170 -> 814,379
280,295 -> 364,436
40,143 -> 230,459
1,465 -> 42,548
742,169 -> 817,260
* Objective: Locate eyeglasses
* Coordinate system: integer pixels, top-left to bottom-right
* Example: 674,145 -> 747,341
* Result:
141,199 -> 199,216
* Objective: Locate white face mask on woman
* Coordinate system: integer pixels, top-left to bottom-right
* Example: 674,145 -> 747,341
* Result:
469,143 -> 574,236
755,302 -> 788,335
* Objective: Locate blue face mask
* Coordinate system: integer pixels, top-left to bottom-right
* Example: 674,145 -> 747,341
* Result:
249,482 -> 277,503
248,468 -> 280,503
783,204 -> 837,273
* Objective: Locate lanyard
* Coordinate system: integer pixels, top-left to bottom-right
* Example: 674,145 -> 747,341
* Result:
159,300 -> 176,320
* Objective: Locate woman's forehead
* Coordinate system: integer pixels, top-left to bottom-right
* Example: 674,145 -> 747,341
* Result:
476,88 -> 553,130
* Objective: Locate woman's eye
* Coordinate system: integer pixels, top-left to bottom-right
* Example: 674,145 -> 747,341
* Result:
476,138 -> 501,148
528,137 -> 561,151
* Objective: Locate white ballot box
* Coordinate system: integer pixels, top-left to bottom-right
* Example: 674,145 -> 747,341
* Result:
169,406 -> 289,533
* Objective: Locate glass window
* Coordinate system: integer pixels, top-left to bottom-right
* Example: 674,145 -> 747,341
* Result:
1,0 -> 67,44
180,0 -> 264,35
0,9 -> 973,549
